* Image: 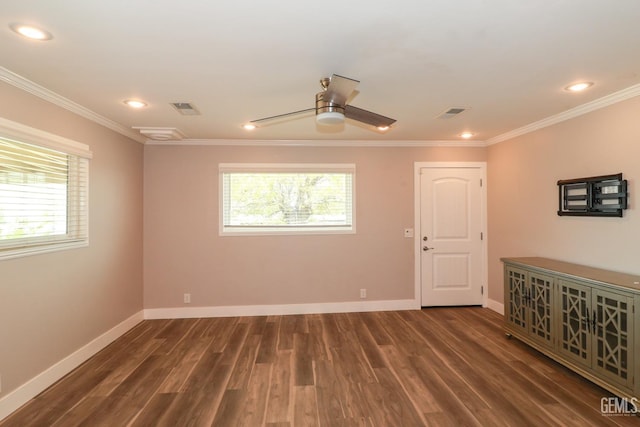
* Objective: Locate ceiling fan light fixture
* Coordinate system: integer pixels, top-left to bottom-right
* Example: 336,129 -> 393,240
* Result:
316,111 -> 345,126
243,123 -> 257,130
377,125 -> 390,131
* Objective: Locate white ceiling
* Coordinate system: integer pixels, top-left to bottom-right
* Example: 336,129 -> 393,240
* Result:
2,0 -> 640,143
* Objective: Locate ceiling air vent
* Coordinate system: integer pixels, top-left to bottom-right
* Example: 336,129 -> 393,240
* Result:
170,102 -> 200,116
132,127 -> 185,141
436,107 -> 469,119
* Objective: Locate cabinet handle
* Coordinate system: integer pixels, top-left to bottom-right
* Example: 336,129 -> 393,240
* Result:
592,312 -> 597,334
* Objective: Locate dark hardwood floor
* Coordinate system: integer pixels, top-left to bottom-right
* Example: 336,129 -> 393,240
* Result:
2,307 -> 637,426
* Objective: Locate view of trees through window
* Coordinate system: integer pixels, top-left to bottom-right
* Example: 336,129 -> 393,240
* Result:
0,139 -> 69,242
223,171 -> 353,229
0,171 -> 67,240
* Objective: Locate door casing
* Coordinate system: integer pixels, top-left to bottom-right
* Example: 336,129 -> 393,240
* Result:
413,162 -> 488,308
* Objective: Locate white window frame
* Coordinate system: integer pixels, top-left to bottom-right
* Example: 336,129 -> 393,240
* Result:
219,163 -> 356,236
0,117 -> 92,260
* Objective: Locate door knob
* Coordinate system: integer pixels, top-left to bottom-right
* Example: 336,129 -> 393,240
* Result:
423,246 -> 434,251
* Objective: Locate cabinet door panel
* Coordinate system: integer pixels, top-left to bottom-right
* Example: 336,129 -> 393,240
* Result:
558,280 -> 591,368
528,272 -> 554,348
505,266 -> 528,334
593,289 -> 634,388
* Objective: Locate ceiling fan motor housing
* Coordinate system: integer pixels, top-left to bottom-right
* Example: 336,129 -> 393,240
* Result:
315,92 -> 345,125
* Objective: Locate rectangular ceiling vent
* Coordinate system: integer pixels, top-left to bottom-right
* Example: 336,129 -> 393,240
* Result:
171,102 -> 200,116
436,107 -> 469,119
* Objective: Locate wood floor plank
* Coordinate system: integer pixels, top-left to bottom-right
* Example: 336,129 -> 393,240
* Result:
155,337 -> 211,393
277,314 -> 297,351
293,332 -> 314,386
158,361 -> 232,426
75,355 -> 172,426
127,392 -> 177,427
361,367 -> 426,427
226,334 -> 261,390
264,350 -> 293,425
377,345 -> 441,415
0,367 -> 111,427
313,359 -> 348,424
3,307 -> 638,427
359,312 -> 394,346
86,337 -> 164,398
350,313 -> 387,369
255,320 -> 278,364
49,396 -> 106,427
210,389 -> 246,427
237,362 -> 272,426
292,386 -> 319,427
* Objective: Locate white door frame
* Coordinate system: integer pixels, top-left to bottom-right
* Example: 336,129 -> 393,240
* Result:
413,162 -> 488,308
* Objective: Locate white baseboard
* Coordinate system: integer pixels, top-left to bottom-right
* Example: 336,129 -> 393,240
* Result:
0,311 -> 144,422
144,299 -> 419,319
487,299 -> 504,315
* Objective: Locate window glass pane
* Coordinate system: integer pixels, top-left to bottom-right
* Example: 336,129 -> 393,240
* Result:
0,139 -> 69,240
221,164 -> 355,234
0,135 -> 89,259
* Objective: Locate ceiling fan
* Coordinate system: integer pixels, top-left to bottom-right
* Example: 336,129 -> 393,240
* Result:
245,74 -> 397,131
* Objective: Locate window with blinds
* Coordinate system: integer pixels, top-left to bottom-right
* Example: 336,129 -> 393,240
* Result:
0,119 -> 91,259
220,163 -> 355,235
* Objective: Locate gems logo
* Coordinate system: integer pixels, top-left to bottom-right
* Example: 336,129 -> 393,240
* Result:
601,397 -> 638,416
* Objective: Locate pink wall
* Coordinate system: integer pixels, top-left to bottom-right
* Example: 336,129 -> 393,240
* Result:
487,96 -> 640,304
143,144 -> 486,309
0,82 -> 143,398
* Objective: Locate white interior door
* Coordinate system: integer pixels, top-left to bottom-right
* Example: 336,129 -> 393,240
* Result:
420,166 -> 484,306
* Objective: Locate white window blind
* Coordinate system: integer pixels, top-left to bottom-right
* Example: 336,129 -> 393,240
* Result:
0,119 -> 91,260
220,163 -> 355,235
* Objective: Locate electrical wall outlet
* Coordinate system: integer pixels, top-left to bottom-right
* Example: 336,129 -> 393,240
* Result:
360,288 -> 367,299
183,293 -> 191,304
404,228 -> 414,238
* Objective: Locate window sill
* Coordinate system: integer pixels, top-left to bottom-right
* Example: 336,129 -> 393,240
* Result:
0,240 -> 88,261
220,226 -> 355,236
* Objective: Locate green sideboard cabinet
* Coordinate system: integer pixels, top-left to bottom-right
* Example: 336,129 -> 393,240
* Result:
503,257 -> 640,400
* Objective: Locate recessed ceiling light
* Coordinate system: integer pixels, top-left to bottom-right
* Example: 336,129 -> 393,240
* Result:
460,132 -> 474,139
9,23 -> 53,41
565,82 -> 593,92
123,99 -> 147,109
243,123 -> 257,130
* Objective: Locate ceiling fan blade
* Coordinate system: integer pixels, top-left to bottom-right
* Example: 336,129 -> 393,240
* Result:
249,107 -> 316,124
344,105 -> 396,127
324,74 -> 359,105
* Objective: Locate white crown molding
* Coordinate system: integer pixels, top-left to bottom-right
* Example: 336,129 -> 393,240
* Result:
486,83 -> 640,145
144,298 -> 419,320
0,311 -> 143,422
145,138 -> 487,148
0,67 -> 146,144
5,65 -> 638,149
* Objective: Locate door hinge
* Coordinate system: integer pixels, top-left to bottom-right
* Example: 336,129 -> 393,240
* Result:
481,285 -> 484,295
480,178 -> 483,187
480,232 -> 484,241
